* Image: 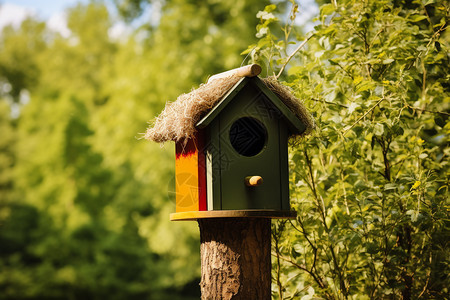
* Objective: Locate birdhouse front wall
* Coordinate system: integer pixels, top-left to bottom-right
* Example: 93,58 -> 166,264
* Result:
204,80 -> 290,211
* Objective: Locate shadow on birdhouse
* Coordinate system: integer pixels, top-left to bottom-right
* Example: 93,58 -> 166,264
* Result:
145,64 -> 314,221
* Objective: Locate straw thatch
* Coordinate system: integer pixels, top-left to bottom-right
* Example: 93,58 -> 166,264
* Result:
144,75 -> 314,143
262,76 -> 315,136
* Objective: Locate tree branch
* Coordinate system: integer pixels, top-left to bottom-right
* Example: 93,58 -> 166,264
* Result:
276,34 -> 314,80
343,97 -> 385,136
274,252 -> 330,293
272,223 -> 285,300
310,98 -> 349,109
406,104 -> 450,116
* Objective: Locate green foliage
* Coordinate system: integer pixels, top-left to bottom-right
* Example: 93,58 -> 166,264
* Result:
114,0 -> 148,22
248,1 -> 449,299
0,18 -> 46,101
0,101 -> 14,204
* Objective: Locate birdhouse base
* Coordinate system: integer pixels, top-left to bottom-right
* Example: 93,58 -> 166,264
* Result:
170,209 -> 297,221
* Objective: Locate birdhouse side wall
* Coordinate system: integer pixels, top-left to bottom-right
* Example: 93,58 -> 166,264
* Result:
175,132 -> 207,212
278,120 -> 290,211
205,119 -> 222,210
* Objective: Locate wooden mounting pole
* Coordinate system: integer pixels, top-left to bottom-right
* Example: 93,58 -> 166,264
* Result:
198,218 -> 271,300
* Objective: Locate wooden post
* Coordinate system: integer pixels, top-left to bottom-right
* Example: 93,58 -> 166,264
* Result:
198,218 -> 271,300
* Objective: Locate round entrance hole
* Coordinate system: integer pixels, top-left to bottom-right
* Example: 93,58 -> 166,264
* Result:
229,117 -> 267,157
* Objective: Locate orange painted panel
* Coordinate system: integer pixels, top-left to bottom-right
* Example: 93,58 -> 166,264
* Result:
175,132 -> 207,213
175,139 -> 200,212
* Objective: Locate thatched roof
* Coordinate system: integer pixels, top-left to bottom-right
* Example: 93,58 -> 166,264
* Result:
144,75 -> 314,143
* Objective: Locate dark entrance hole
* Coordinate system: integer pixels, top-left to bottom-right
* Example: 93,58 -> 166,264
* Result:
229,117 -> 267,157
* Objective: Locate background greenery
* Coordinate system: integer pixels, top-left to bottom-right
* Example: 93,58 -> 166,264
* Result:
0,0 -> 448,299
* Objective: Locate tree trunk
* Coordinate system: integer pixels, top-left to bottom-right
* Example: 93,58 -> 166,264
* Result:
198,218 -> 271,300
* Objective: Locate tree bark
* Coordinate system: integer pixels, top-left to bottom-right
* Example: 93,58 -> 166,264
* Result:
198,218 -> 271,300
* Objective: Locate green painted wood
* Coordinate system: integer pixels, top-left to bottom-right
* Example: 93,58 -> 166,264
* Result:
205,118 -> 222,210
207,82 -> 288,210
199,77 -> 302,211
278,120 -> 290,210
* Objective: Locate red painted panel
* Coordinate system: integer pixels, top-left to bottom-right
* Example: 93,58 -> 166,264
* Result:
197,131 -> 207,211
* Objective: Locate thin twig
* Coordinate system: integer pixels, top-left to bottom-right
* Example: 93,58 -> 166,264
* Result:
425,23 -> 446,49
305,149 -> 348,298
417,252 -> 432,298
335,61 -> 355,80
276,34 -> 314,80
273,252 -> 328,290
343,97 -> 385,135
272,224 -> 285,300
406,104 -> 450,116
310,98 -> 349,109
369,28 -> 384,50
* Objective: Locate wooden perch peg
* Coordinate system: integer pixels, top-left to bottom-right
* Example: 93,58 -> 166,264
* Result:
245,176 -> 263,187
207,64 -> 262,83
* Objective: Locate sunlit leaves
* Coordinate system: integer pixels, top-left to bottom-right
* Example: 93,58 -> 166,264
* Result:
261,0 -> 449,299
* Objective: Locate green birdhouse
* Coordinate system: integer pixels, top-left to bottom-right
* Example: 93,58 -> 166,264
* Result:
145,64 -> 314,220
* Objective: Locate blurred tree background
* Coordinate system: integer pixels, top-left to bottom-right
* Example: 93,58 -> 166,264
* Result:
0,0 -> 448,299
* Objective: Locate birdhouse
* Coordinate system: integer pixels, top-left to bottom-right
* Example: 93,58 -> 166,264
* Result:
145,64 -> 314,220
